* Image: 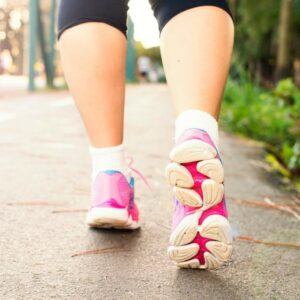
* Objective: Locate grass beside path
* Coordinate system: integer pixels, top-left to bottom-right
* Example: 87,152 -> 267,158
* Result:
221,78 -> 300,192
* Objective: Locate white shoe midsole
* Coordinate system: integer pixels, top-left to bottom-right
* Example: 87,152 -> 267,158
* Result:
86,207 -> 139,229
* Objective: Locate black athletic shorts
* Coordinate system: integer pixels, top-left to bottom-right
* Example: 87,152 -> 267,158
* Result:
58,0 -> 232,39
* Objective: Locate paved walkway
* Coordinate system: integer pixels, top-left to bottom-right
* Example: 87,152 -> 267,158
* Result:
0,84 -> 299,299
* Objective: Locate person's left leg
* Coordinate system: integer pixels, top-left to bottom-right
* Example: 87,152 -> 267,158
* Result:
150,0 -> 234,269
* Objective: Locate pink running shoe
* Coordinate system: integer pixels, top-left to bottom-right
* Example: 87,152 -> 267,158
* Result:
86,170 -> 139,230
166,129 -> 232,269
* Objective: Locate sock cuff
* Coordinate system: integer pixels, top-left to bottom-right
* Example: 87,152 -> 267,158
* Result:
89,144 -> 125,155
89,144 -> 129,181
175,109 -> 219,146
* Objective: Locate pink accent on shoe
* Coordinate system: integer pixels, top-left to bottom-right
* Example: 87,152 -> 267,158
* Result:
171,198 -> 195,231
91,171 -> 132,209
182,162 -> 207,198
87,170 -> 139,229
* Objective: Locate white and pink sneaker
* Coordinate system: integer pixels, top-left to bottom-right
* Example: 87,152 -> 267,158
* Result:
166,128 -> 232,269
86,170 -> 139,230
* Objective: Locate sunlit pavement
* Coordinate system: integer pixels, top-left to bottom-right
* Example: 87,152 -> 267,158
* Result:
0,84 -> 299,299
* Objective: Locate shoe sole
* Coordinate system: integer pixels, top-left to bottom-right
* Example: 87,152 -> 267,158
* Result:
86,207 -> 139,230
166,139 -> 232,269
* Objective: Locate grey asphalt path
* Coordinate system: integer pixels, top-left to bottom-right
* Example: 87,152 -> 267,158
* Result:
0,84 -> 299,300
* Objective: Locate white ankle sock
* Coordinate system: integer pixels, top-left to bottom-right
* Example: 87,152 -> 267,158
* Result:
89,144 -> 129,181
175,109 -> 219,147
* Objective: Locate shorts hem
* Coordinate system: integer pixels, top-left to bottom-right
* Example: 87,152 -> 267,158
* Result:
58,17 -> 127,40
158,2 -> 234,33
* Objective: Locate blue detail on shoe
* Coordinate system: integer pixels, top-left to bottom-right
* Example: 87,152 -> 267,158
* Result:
104,170 -> 120,175
129,177 -> 135,188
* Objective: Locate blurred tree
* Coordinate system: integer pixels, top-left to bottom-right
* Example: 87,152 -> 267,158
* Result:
228,0 -> 238,19
232,0 -> 280,84
0,0 -> 27,75
293,0 -> 300,86
28,0 -> 57,90
275,0 -> 293,81
126,17 -> 136,82
229,0 -> 300,86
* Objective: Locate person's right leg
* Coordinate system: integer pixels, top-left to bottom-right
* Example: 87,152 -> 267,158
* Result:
58,0 -> 139,229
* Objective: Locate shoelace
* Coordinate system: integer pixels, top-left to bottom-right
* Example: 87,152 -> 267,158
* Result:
125,155 -> 152,190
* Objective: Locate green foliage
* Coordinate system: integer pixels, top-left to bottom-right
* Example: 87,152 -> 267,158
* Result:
222,78 -> 300,177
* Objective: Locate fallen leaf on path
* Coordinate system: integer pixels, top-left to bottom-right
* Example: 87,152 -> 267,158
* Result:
259,194 -> 300,203
71,247 -> 129,257
7,201 -> 64,207
52,208 -> 88,213
232,197 -> 296,209
236,235 -> 300,249
230,197 -> 300,221
264,197 -> 300,220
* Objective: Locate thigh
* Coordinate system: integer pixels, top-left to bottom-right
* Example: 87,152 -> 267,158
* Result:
58,0 -> 130,39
